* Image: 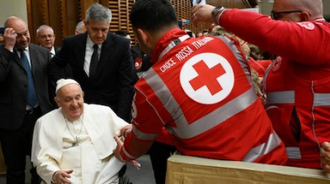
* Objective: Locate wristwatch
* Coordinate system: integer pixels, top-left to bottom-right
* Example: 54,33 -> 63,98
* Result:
211,6 -> 226,24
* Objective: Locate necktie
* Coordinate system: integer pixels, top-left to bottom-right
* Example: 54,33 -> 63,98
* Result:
20,50 -> 37,107
89,44 -> 99,79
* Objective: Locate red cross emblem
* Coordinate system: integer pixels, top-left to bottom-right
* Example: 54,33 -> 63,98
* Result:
189,60 -> 226,95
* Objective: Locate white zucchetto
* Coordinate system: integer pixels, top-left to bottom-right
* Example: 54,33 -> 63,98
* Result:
55,79 -> 79,94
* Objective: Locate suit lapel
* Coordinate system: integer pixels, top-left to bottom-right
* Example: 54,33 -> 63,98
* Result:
94,33 -> 114,80
76,33 -> 89,77
28,45 -> 38,75
14,49 -> 25,71
71,32 -> 89,80
54,46 -> 61,54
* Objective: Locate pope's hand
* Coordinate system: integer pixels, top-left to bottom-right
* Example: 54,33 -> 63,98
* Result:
191,4 -> 216,27
52,169 -> 73,184
117,124 -> 132,138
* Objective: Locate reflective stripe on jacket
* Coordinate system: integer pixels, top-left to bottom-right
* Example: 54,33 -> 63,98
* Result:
265,56 -> 330,168
121,29 -> 286,165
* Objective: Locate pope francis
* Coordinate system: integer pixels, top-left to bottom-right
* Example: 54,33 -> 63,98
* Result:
31,79 -> 128,184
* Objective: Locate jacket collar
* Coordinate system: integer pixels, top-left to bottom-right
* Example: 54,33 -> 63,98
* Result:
151,28 -> 188,63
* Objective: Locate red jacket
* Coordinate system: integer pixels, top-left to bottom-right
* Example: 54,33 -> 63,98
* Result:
121,28 -> 286,165
220,9 -> 330,168
248,58 -> 271,78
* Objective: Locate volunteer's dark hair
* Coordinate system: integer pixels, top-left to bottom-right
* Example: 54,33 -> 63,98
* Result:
130,0 -> 178,32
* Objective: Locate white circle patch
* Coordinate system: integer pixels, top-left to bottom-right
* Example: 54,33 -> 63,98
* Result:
297,22 -> 315,30
180,53 -> 234,104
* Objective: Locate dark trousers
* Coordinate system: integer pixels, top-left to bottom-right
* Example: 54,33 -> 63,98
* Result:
0,107 -> 41,184
148,141 -> 176,184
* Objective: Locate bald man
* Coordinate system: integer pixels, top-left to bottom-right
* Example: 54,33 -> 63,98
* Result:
192,0 -> 330,172
0,16 -> 52,184
74,20 -> 86,35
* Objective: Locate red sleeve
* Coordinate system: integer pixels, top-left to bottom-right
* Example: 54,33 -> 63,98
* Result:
249,58 -> 271,77
220,9 -> 330,66
120,80 -> 166,161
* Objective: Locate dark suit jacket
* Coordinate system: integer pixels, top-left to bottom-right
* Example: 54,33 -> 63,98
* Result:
0,44 -> 52,130
53,46 -> 73,79
50,32 -> 135,122
54,46 -> 61,54
49,46 -> 73,109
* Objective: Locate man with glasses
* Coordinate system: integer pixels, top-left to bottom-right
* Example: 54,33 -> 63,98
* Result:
36,25 -> 59,58
37,24 -> 73,105
270,10 -> 302,21
192,0 -> 330,173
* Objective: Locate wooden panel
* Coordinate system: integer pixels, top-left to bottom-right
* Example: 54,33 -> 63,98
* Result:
59,0 -> 69,38
27,0 -> 45,44
66,0 -> 80,36
48,0 -> 62,46
27,0 -> 256,47
108,0 -> 135,44
108,0 -> 120,32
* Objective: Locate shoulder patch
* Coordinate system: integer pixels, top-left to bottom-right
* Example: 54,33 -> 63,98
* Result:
297,22 -> 315,30
180,53 -> 234,104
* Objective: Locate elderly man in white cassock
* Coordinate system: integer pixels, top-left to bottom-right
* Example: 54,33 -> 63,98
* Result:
31,79 -> 128,184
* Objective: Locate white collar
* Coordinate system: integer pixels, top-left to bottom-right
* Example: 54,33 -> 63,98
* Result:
87,35 -> 101,49
50,46 -> 56,56
158,35 -> 190,61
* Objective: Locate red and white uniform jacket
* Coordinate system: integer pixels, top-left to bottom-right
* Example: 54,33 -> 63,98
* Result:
121,28 -> 287,165
219,9 -> 330,168
248,58 -> 271,78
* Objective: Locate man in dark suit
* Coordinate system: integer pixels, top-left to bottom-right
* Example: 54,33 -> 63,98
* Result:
36,24 -> 72,107
0,16 -> 52,184
50,3 -> 135,122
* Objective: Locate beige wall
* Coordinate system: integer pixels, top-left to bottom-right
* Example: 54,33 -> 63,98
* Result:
324,0 -> 330,18
0,0 -> 28,27
259,0 -> 273,16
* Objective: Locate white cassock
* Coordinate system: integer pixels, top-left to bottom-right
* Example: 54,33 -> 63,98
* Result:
31,104 -> 128,184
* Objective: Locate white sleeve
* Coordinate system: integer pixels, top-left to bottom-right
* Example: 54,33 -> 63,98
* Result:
108,107 -> 129,132
31,119 -> 60,183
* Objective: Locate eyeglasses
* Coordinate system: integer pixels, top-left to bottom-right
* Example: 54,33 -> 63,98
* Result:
38,34 -> 54,39
270,10 -> 302,20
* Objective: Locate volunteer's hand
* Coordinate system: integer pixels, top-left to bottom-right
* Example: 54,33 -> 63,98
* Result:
192,4 -> 215,27
321,142 -> 330,174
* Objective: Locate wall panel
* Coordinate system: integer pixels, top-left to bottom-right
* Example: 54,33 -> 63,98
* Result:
27,0 -> 254,46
